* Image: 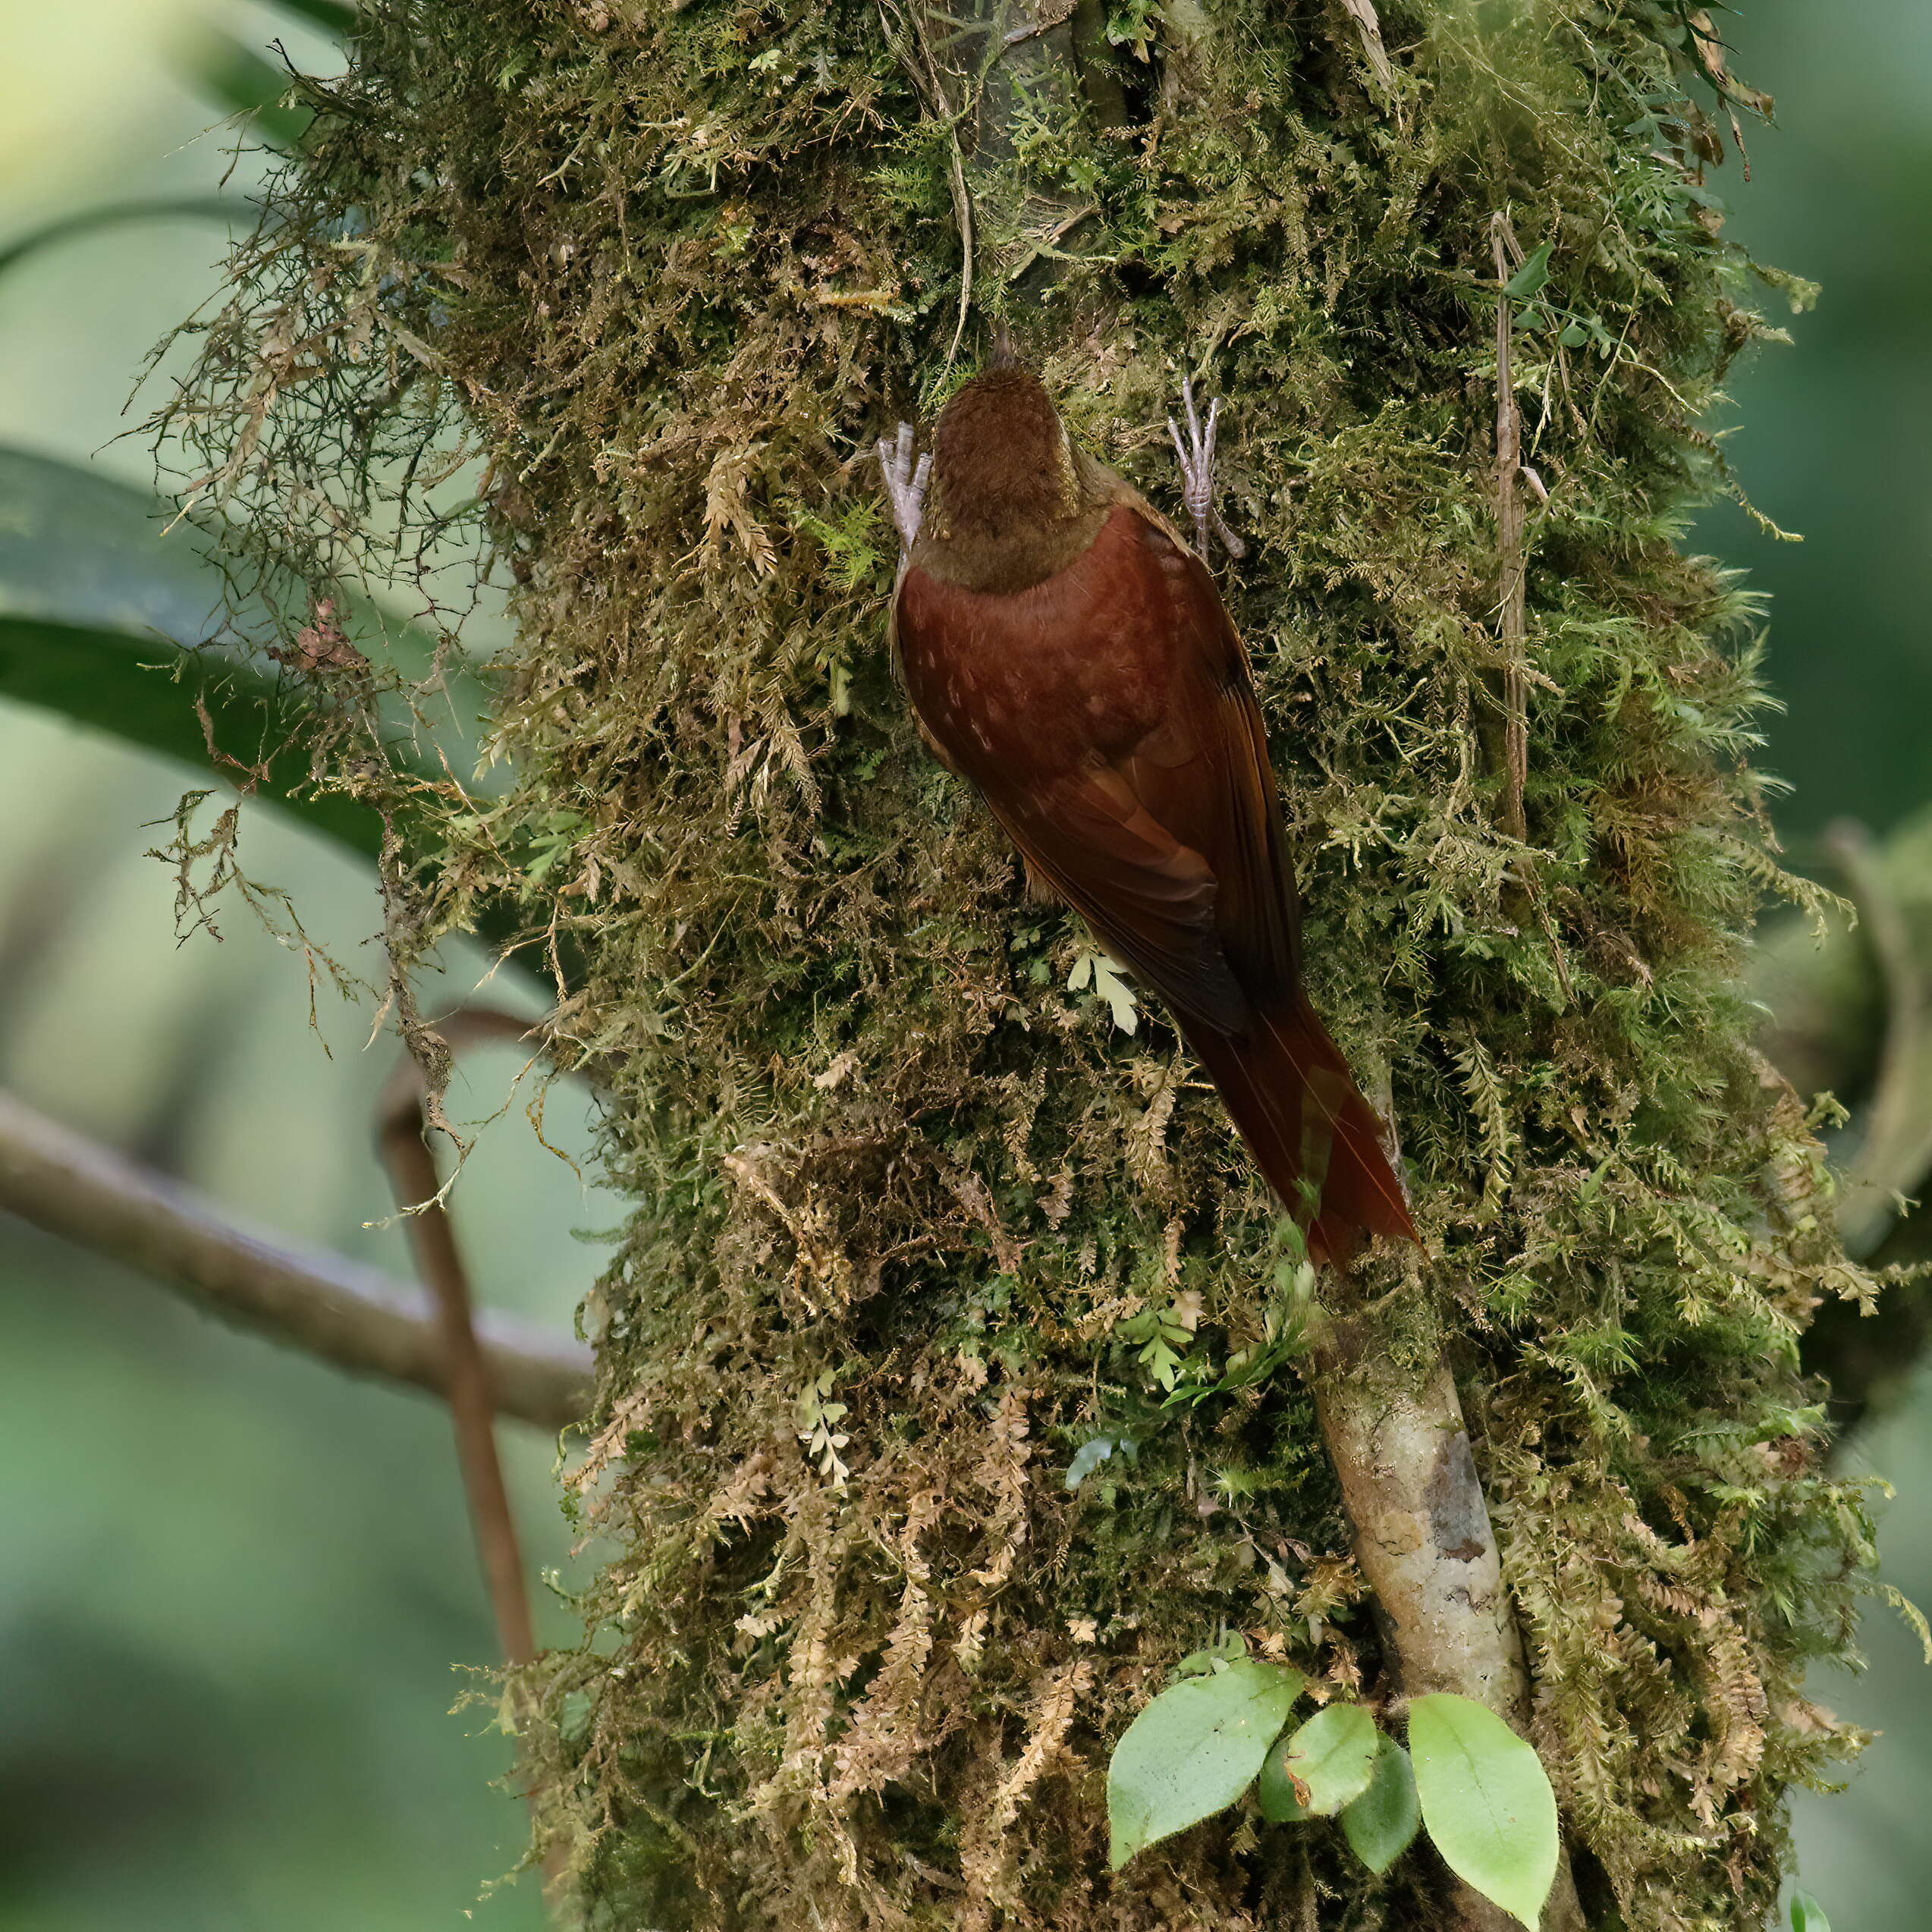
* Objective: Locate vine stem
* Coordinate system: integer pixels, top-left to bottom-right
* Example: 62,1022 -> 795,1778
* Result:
1312,1344 -> 1584,1930
376,1007 -> 548,1667
1824,818 -> 1932,1255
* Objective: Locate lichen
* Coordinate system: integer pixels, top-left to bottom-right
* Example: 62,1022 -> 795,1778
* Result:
162,2 -> 1882,1927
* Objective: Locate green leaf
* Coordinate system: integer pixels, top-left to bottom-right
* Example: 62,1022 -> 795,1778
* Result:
1258,1702 -> 1378,1821
0,447 -> 486,859
1068,949 -> 1139,1032
0,448 -> 564,983
264,0 -> 357,34
1503,242 -> 1553,299
0,199 -> 244,281
1064,1434 -> 1136,1491
1173,1631 -> 1248,1679
1408,1694 -> 1558,1930
0,451 -> 365,856
1107,1659 -> 1303,1869
2,453 -> 341,847
1340,1736 -> 1421,1874
1790,1892 -> 1831,1932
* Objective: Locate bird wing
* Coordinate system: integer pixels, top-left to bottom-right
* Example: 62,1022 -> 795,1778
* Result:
974,505 -> 1300,1036
996,759 -> 1253,1035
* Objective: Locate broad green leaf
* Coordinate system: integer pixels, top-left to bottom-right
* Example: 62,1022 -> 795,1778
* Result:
0,447 -> 474,862
0,199 -> 243,281
1408,1694 -> 1558,1930
1790,1892 -> 1831,1932
1257,1741 -> 1311,1820
0,610 -> 386,856
0,427 -> 540,997
1258,1701 -> 1378,1821
1107,1659 -> 1302,1869
1503,242 -> 1553,299
1340,1736 -> 1420,1874
0,447 -> 546,989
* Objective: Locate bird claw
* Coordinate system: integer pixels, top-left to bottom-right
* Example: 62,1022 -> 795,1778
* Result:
1166,375 -> 1246,561
876,421 -> 931,556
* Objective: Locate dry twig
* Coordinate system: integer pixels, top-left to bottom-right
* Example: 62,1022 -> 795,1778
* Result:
1491,213 -> 1531,846
0,1088 -> 589,1428
377,1007 -> 551,1665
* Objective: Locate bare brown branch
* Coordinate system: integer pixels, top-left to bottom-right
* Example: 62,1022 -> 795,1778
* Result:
0,1087 -> 589,1429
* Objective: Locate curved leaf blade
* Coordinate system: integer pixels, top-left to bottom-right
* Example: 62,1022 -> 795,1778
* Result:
184,30 -> 313,149
1258,1701 -> 1378,1822
0,614 -> 383,856
1107,1659 -> 1302,1870
1790,1893 -> 1831,1932
0,198 -> 244,281
1503,240 -> 1553,300
0,446 -> 480,862
265,0 -> 356,33
0,446 -> 551,981
1340,1735 -> 1420,1874
1408,1693 -> 1558,1930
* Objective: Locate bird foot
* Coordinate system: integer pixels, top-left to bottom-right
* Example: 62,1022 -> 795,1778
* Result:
1166,375 -> 1246,560
876,422 -> 931,556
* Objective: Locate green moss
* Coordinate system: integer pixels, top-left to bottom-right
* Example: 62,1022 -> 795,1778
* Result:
162,2 -> 1880,1926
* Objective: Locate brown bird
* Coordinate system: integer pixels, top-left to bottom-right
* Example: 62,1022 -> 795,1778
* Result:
881,366 -> 1417,1265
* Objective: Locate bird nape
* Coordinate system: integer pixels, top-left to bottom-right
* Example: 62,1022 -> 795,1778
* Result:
883,365 -> 1418,1268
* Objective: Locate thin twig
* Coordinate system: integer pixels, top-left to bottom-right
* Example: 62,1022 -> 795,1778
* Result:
378,1007 -> 545,1665
1491,213 -> 1530,846
878,0 -> 975,379
1339,0 -> 1396,92
0,1088 -> 590,1428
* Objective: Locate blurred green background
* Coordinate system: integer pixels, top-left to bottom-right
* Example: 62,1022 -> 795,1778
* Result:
1698,8 -> 1932,1922
0,3 -> 1926,1927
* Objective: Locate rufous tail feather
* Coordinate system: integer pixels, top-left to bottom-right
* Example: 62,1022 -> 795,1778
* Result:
1184,994 -> 1416,1265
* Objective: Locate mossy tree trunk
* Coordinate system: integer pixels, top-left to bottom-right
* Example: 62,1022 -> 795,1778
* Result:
174,3 -> 1883,1927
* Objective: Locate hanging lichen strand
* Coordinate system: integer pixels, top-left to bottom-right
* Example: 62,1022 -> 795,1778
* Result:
165,2 -> 1883,1927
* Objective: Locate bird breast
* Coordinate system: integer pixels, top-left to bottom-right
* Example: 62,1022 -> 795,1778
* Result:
896,505 -> 1192,786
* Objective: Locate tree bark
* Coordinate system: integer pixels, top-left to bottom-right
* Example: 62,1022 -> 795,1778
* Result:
1315,1351 -> 1583,1932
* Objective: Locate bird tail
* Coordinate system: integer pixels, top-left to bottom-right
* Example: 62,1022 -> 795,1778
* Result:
1185,994 -> 1418,1267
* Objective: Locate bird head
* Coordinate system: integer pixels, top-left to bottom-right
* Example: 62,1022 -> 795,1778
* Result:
922,366 -> 1083,548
